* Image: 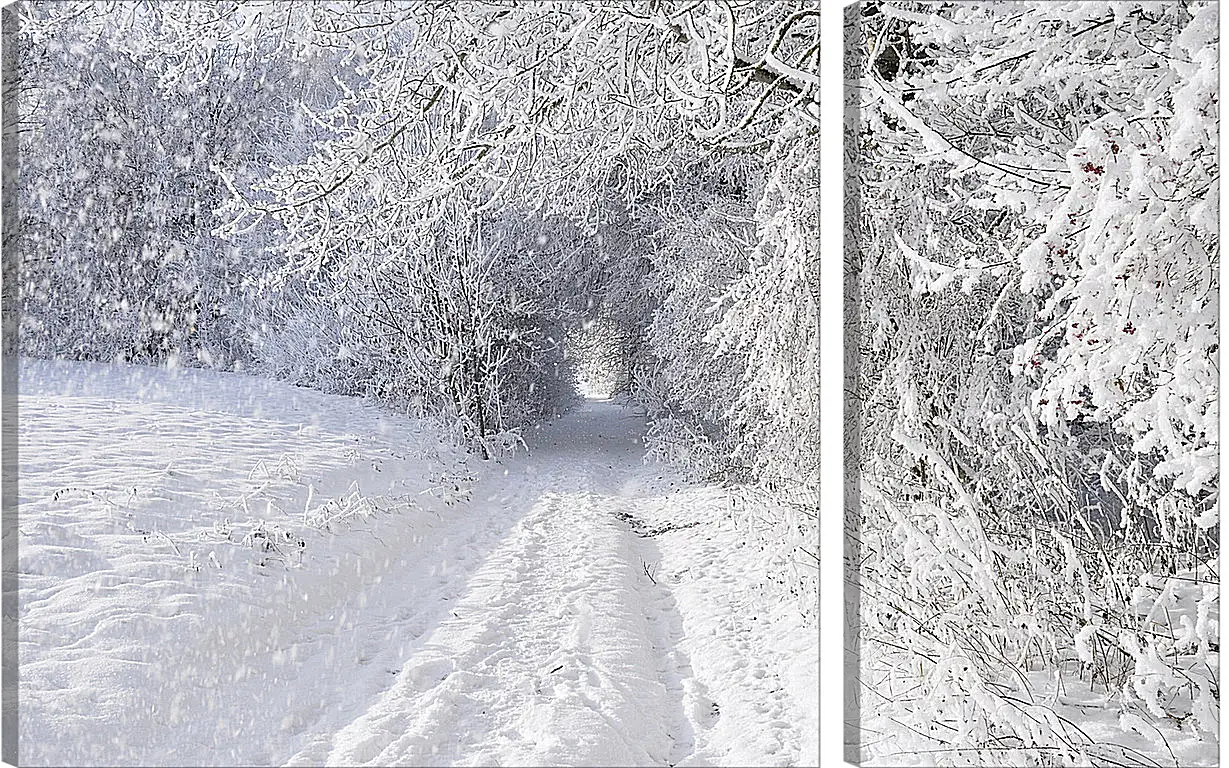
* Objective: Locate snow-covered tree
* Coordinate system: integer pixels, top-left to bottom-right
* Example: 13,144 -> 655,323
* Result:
12,3 -> 347,370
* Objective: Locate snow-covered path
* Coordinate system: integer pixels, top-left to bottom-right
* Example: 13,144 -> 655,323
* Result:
18,361 -> 818,766
288,405 -> 688,766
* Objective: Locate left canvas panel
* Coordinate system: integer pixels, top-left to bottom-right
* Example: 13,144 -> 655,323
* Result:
4,3 -> 819,766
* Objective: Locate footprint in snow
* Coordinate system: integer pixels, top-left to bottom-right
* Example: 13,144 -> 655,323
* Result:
402,656 -> 455,690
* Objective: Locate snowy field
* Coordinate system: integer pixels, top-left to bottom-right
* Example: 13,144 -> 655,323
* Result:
16,359 -> 818,766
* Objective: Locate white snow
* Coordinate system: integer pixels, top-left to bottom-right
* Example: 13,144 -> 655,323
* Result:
16,359 -> 818,766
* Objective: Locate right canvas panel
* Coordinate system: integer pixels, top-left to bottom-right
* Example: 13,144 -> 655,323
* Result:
844,3 -> 1219,766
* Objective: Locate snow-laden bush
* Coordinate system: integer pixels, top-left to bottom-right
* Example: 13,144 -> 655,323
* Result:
849,2 -> 1218,763
630,124 -> 818,625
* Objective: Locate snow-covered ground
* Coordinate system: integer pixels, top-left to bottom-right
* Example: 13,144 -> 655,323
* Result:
17,359 -> 818,766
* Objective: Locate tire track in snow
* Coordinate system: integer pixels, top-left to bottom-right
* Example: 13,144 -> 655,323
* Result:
614,516 -> 718,767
